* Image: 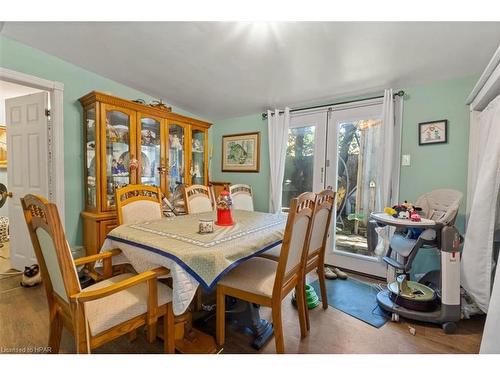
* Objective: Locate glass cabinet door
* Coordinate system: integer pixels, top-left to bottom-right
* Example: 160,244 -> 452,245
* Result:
190,128 -> 206,185
167,123 -> 186,195
139,116 -> 162,187
85,105 -> 97,210
103,108 -> 135,209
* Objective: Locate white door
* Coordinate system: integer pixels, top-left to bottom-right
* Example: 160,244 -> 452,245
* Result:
281,111 -> 327,209
324,102 -> 387,277
6,92 -> 49,270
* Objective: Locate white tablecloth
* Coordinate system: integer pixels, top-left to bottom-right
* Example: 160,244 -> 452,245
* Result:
100,211 -> 285,315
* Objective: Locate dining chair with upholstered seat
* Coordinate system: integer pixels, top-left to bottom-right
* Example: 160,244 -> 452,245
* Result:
115,184 -> 163,225
229,184 -> 254,211
300,189 -> 336,333
209,181 -> 230,208
216,192 -> 316,353
21,194 -> 175,354
183,184 -> 213,214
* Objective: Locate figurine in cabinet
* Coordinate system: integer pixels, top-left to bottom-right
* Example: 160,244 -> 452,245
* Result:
142,129 -> 156,146
192,138 -> 203,152
170,134 -> 183,150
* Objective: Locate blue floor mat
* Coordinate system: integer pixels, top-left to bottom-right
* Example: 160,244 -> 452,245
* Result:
310,277 -> 389,328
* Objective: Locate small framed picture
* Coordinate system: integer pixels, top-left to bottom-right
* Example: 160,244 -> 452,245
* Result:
418,120 -> 448,145
222,132 -> 260,172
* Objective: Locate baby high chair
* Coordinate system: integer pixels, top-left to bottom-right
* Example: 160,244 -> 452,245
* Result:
369,189 -> 463,333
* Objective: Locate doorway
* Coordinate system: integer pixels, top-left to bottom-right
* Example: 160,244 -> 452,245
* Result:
281,99 -> 391,277
0,81 -> 46,276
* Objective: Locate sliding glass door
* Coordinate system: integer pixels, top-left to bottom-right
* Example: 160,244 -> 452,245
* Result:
282,101 -> 388,277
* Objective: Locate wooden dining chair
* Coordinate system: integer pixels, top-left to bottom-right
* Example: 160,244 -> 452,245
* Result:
21,194 -> 175,354
216,192 -> 316,353
229,184 -> 254,211
115,184 -> 163,225
183,184 -> 213,214
300,189 -> 336,333
209,181 -> 230,208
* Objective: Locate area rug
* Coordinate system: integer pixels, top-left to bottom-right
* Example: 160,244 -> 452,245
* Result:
310,277 -> 389,328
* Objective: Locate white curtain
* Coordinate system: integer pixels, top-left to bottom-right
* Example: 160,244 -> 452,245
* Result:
462,94 -> 500,313
482,253 -> 500,353
375,89 -> 404,211
371,89 -> 403,257
267,107 -> 290,213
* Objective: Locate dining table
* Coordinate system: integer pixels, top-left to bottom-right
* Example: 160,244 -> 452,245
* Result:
101,209 -> 287,352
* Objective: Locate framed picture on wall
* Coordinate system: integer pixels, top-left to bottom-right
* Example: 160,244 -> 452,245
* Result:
0,126 -> 6,169
222,132 -> 260,172
418,119 -> 448,145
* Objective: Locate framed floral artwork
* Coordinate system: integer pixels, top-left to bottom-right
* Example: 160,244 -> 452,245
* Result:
418,120 -> 448,145
222,132 -> 260,172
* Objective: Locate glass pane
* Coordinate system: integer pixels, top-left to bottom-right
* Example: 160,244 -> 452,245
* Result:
140,117 -> 161,187
168,124 -> 185,195
282,125 -> 315,208
335,119 -> 381,257
85,107 -> 96,209
105,110 -> 131,208
191,129 -> 205,185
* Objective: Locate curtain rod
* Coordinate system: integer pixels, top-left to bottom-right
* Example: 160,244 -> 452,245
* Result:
261,90 -> 405,120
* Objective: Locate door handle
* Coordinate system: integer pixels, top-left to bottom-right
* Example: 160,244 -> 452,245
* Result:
320,167 -> 324,184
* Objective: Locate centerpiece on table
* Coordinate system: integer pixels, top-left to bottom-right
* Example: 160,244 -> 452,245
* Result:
215,190 -> 234,226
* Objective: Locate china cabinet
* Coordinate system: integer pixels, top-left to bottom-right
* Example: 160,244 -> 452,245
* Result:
80,91 -> 211,255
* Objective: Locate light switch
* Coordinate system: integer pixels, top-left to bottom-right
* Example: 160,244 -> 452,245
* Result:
402,154 -> 411,166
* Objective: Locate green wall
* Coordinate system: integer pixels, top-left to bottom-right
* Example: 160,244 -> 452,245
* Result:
211,75 -> 477,271
400,76 -> 476,276
0,35 -> 208,246
210,114 -> 270,212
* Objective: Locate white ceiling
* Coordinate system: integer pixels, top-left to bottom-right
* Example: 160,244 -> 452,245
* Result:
2,22 -> 500,120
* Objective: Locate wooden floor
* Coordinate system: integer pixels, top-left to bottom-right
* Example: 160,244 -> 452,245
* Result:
0,271 -> 485,354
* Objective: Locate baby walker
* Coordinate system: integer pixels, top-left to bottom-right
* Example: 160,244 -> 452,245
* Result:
369,191 -> 463,334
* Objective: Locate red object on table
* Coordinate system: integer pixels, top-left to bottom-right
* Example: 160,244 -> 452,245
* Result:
215,190 -> 234,226
216,208 -> 234,226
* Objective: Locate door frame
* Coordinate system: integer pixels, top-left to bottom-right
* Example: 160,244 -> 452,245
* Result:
0,67 -> 65,225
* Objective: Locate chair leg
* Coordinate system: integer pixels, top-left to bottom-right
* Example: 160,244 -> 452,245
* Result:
302,275 -> 311,332
127,329 -> 138,342
147,322 -> 157,343
295,282 -> 308,338
74,307 -> 90,354
164,304 -> 175,354
317,265 -> 329,310
216,287 -> 225,347
271,303 -> 285,354
48,311 -> 63,354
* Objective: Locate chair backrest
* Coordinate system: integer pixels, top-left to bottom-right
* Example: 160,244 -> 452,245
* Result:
274,192 -> 315,294
209,181 -> 231,208
21,195 -> 81,304
184,184 -> 213,214
115,184 -> 163,225
415,189 -> 463,225
229,184 -> 254,211
307,190 -> 336,258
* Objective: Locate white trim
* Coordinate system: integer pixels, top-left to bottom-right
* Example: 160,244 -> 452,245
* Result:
0,67 -> 65,225
325,249 -> 387,278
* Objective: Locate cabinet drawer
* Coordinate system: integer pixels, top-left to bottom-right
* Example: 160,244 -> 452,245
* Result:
99,219 -> 118,247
